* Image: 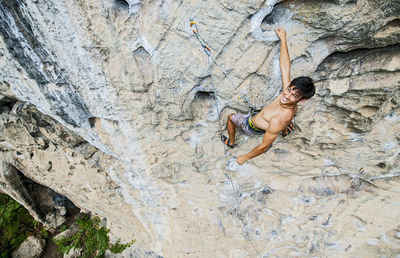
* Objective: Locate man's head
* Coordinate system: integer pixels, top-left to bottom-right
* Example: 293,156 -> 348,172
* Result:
280,76 -> 315,106
290,76 -> 315,100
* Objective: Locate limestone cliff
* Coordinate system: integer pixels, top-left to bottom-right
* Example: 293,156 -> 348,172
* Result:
0,0 -> 399,256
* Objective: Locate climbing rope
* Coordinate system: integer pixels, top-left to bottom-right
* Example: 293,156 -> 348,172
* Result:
190,20 -> 262,258
189,20 -> 258,112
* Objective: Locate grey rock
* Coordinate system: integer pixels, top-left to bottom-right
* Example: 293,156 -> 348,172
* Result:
12,236 -> 45,258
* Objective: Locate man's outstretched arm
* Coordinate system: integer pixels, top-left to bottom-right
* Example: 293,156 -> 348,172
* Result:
275,28 -> 291,90
237,117 -> 285,164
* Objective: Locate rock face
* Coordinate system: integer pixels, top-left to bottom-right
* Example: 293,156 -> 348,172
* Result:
12,236 -> 45,258
1,0 -> 399,256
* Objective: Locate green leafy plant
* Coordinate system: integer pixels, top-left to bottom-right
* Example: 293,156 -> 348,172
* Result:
53,214 -> 134,258
60,224 -> 68,232
108,239 -> 134,254
0,193 -> 48,257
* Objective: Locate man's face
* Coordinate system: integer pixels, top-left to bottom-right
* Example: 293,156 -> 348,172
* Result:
281,86 -> 303,105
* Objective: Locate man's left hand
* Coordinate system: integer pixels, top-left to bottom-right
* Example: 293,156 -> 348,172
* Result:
237,155 -> 248,165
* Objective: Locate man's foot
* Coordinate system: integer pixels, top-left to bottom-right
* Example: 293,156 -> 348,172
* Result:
282,122 -> 294,137
221,135 -> 235,149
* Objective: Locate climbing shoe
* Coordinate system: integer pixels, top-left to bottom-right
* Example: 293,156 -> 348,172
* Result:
282,121 -> 294,137
221,135 -> 235,149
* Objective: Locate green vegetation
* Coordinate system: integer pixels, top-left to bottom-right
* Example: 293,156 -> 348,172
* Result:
0,193 -> 48,257
0,193 -> 133,258
53,214 -> 134,258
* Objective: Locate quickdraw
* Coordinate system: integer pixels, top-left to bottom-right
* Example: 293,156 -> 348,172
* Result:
190,21 -> 211,55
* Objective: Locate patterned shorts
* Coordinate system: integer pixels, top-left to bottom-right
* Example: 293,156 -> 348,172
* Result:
230,113 -> 265,135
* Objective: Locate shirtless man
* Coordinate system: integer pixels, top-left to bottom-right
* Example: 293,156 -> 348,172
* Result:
221,28 -> 315,165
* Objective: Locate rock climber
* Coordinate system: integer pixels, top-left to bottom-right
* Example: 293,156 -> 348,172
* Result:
221,28 -> 315,165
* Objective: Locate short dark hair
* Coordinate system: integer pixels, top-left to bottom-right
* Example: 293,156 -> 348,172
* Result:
290,76 -> 315,100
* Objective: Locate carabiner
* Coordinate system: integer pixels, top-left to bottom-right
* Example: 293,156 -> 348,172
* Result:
189,21 -> 198,34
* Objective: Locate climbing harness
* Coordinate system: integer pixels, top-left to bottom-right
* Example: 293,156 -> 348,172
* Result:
247,113 -> 266,133
190,19 -> 262,258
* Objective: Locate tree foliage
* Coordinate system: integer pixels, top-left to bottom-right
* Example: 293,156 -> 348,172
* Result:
53,214 -> 134,258
0,193 -> 47,257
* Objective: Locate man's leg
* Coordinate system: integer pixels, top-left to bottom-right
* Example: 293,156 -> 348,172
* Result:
227,114 -> 236,145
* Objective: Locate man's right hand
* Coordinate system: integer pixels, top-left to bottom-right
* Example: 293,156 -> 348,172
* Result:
237,155 -> 248,165
275,28 -> 287,41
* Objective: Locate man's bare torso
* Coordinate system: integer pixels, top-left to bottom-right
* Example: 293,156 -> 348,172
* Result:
252,93 -> 297,131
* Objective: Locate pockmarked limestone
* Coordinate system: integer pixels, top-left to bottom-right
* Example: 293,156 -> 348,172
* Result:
0,0 -> 399,256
